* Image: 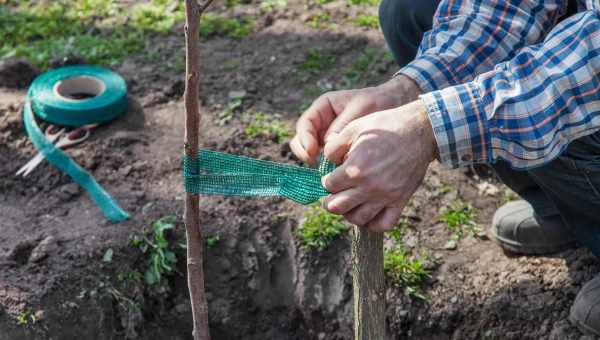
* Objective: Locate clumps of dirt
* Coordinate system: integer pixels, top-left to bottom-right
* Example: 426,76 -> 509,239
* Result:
1,1 -> 600,337
0,58 -> 40,89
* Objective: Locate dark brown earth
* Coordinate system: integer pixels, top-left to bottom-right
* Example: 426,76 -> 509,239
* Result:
1,1 -> 600,340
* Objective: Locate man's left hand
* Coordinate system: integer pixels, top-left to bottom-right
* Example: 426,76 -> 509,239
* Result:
321,99 -> 437,232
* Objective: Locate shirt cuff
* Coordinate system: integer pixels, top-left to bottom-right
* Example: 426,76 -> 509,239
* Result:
419,82 -> 493,169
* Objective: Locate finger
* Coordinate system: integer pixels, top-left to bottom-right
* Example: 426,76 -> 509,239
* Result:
324,94 -> 376,142
321,164 -> 355,193
322,188 -> 365,215
367,205 -> 405,232
290,136 -> 313,164
344,202 -> 385,227
295,118 -> 320,164
296,95 -> 339,161
323,124 -> 355,165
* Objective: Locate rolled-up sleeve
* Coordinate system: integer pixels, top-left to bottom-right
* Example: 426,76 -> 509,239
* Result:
421,10 -> 600,169
398,0 -> 567,93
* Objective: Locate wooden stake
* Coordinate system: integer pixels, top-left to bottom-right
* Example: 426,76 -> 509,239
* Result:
352,226 -> 385,340
183,1 -> 214,339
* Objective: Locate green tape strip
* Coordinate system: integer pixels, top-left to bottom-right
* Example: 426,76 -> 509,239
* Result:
184,150 -> 335,205
25,66 -> 129,222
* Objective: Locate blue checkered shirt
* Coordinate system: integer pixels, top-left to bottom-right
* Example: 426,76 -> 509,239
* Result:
398,0 -> 600,169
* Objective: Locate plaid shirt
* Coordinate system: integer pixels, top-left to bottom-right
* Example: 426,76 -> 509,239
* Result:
398,0 -> 600,169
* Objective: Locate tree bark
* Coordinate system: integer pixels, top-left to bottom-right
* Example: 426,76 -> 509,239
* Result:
183,1 -> 213,340
352,225 -> 385,340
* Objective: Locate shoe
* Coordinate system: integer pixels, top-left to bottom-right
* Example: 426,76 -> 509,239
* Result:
570,274 -> 600,336
490,200 -> 578,255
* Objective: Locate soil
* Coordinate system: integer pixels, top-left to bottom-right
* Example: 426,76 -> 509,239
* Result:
1,1 -> 599,339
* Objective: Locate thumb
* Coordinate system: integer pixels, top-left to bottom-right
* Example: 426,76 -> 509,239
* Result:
324,95 -> 376,143
323,123 -> 356,165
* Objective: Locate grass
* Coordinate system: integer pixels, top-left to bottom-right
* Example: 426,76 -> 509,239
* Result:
261,0 -> 288,12
0,3 -> 146,69
352,15 -> 379,29
296,204 -> 348,250
384,246 -> 430,300
244,112 -> 292,143
439,201 -> 479,239
0,1 -> 253,69
130,216 -> 179,286
131,2 -> 185,34
200,14 -> 255,39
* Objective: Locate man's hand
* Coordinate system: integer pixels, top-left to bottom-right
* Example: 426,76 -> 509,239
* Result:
321,100 -> 437,232
290,75 -> 421,165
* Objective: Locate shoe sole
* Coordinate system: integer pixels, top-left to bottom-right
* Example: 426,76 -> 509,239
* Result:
489,228 -> 579,255
569,312 -> 600,337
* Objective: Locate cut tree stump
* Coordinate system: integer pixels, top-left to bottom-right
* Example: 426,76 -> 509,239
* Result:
352,225 -> 386,340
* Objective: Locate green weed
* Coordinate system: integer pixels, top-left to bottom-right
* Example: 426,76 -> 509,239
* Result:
206,235 -> 221,249
15,311 -> 36,326
388,217 -> 412,242
384,246 -> 430,300
116,270 -> 143,289
503,188 -> 518,203
131,216 -> 178,286
309,12 -> 333,30
200,14 -> 255,39
218,96 -> 244,126
244,113 -> 292,143
349,0 -> 379,5
103,248 -> 114,263
312,0 -> 335,4
296,204 -> 348,250
352,15 -> 379,29
439,202 -> 479,239
261,0 -> 287,11
301,49 -> 337,75
341,48 -> 381,88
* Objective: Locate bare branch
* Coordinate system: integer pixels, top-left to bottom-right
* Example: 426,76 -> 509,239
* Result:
183,0 -> 214,339
198,0 -> 215,15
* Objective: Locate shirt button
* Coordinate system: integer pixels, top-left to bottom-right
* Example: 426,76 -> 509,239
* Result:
461,154 -> 473,162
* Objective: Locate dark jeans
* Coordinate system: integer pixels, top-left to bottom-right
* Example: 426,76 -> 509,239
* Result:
379,0 -> 600,255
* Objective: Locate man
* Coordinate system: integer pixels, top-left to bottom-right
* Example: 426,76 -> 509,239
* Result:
290,0 -> 600,335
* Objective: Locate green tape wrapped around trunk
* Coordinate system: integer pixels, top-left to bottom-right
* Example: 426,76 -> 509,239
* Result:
183,149 -> 335,204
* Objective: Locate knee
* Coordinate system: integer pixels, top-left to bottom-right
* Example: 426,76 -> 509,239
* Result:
379,0 -> 413,38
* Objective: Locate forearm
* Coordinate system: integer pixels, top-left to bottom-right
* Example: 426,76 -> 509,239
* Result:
422,10 -> 600,169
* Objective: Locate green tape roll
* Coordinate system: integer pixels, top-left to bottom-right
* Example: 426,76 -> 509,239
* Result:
29,66 -> 127,126
24,66 -> 129,222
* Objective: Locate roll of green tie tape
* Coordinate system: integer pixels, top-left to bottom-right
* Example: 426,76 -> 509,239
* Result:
24,65 -> 129,222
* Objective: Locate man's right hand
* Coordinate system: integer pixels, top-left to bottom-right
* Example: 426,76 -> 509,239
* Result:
290,75 -> 422,165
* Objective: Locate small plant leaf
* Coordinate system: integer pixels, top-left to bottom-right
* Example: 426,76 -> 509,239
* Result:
103,248 -> 114,263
